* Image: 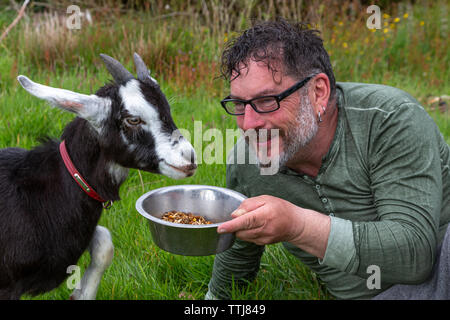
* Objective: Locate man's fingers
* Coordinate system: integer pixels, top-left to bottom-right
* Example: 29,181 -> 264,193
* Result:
231,197 -> 266,218
218,196 -> 270,234
231,208 -> 247,218
217,215 -> 245,234
218,210 -> 263,234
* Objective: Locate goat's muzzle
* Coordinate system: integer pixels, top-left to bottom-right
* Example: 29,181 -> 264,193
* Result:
165,162 -> 197,177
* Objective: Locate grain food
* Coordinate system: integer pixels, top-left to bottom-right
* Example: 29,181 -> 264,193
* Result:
161,210 -> 213,225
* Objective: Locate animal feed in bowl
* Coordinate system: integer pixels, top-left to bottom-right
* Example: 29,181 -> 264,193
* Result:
161,211 -> 213,225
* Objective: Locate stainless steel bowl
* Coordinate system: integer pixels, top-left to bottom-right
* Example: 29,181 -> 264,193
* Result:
135,185 -> 246,256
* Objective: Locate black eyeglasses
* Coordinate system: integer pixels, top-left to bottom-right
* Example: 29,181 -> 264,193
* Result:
221,75 -> 313,116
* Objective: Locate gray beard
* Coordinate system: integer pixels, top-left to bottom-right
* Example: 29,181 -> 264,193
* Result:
254,93 -> 318,172
279,93 -> 318,167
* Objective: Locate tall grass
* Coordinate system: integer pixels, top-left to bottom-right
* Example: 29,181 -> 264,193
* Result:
0,0 -> 448,300
2,1 -> 449,95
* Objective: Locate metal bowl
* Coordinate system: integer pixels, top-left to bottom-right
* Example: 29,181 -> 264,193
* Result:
135,185 -> 246,256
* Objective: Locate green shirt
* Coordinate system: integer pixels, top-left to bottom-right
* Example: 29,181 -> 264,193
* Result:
208,82 -> 450,300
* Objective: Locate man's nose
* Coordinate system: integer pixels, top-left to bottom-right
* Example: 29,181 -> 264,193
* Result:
240,104 -> 265,131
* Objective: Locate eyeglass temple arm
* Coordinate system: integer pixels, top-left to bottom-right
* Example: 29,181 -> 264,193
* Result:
277,76 -> 313,101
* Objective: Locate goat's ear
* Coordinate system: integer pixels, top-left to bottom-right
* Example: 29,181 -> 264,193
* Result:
17,75 -> 109,121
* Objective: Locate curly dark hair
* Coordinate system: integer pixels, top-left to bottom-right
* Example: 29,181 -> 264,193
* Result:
221,18 -> 336,99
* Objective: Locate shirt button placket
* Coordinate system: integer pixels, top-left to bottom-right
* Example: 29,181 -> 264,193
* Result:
322,197 -> 332,214
314,184 -> 332,214
314,184 -> 322,199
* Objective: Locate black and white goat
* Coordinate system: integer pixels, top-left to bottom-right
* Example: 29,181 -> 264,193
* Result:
0,53 -> 197,300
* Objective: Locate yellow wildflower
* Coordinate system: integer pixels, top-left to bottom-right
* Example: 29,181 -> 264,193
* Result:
394,17 -> 400,23
343,42 -> 348,49
383,28 -> 389,34
403,13 -> 409,19
420,21 -> 425,26
338,21 -> 344,26
383,13 -> 390,19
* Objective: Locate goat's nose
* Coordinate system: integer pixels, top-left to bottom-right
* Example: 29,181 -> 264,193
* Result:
182,147 -> 197,166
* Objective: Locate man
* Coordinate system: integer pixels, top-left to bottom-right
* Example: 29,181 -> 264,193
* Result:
206,19 -> 450,299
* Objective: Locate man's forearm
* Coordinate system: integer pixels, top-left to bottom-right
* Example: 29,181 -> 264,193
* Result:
289,208 -> 331,259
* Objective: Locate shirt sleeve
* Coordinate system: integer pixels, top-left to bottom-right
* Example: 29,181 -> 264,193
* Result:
319,216 -> 356,272
323,102 -> 443,284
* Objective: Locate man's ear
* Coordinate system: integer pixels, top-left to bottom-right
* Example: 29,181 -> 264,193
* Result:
17,75 -> 110,126
310,73 -> 331,112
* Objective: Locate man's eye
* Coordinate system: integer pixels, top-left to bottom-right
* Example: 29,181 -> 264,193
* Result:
254,97 -> 277,109
125,117 -> 143,126
233,101 -> 245,111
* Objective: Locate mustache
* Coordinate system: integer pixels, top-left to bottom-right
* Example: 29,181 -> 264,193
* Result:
242,128 -> 283,144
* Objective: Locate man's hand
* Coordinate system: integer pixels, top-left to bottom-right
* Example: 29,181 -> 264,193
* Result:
217,195 -> 331,259
218,195 -> 303,245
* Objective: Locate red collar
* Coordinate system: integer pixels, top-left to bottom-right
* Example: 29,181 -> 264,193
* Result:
59,140 -> 112,209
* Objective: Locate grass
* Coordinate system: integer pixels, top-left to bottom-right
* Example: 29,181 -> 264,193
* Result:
1,75 -> 330,300
0,0 -> 448,300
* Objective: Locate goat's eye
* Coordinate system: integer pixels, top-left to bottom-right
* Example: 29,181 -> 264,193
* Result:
125,117 -> 143,126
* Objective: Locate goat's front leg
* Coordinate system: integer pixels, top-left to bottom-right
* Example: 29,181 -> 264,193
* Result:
70,225 -> 114,300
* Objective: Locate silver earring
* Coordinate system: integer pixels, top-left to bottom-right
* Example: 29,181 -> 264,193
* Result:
318,111 -> 323,122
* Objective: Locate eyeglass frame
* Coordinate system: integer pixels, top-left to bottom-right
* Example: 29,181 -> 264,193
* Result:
220,75 -> 314,116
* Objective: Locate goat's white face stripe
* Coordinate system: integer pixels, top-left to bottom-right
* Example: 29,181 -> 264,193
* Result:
118,79 -> 170,157
118,80 -> 194,174
119,80 -> 160,128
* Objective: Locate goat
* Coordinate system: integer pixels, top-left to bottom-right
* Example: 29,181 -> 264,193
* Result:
0,53 -> 197,300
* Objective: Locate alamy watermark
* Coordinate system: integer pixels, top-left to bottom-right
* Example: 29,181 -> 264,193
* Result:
66,4 -> 385,32
66,5 -> 92,30
66,5 -> 81,30
366,265 -> 381,290
366,5 -> 382,30
66,265 -> 81,290
65,262 -> 382,291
